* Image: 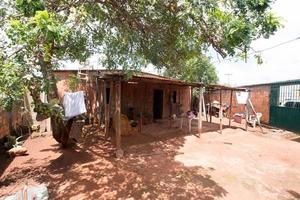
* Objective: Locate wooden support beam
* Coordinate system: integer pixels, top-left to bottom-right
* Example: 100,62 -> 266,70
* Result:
100,80 -> 104,125
229,90 -> 233,127
115,80 -> 123,158
245,104 -> 248,132
107,81 -> 114,128
109,80 -> 114,116
209,91 -> 212,123
190,86 -> 193,110
95,78 -> 102,128
198,87 -> 203,135
202,94 -> 207,122
219,90 -> 223,134
104,81 -> 110,138
169,84 -> 172,127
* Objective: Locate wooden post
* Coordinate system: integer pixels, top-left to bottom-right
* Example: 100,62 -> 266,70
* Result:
219,90 -> 223,134
245,104 -> 248,131
209,90 -> 212,123
202,94 -> 207,122
190,86 -> 193,110
115,80 -> 123,158
198,87 -> 203,135
229,90 -> 233,127
99,80 -> 104,125
104,81 -> 110,137
169,85 -> 172,127
95,78 -> 99,123
109,80 -> 114,119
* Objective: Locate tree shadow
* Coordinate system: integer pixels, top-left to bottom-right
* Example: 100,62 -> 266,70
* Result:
0,123 -> 228,199
286,190 -> 300,199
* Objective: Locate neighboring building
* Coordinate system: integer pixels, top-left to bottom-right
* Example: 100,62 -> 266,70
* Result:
208,79 -> 300,133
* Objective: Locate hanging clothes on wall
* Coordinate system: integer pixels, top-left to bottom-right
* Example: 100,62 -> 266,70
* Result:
63,91 -> 87,118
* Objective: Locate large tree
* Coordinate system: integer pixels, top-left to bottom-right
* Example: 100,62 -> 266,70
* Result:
163,55 -> 218,84
0,0 -> 281,146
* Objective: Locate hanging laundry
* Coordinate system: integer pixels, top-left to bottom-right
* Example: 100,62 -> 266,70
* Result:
63,91 -> 87,118
236,91 -> 249,104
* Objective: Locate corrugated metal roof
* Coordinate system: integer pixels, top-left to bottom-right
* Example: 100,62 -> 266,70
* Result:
238,79 -> 300,88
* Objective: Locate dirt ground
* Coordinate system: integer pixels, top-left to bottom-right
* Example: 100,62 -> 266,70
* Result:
1,118 -> 300,200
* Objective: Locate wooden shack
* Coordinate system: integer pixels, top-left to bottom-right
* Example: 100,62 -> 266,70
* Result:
54,70 -> 200,155
55,70 -> 193,122
54,70 -> 249,157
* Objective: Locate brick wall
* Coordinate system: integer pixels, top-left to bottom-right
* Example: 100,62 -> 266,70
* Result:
54,71 -> 191,124
206,85 -> 271,124
246,85 -> 270,123
0,105 -> 23,139
121,81 -> 191,122
0,109 -> 10,139
55,71 -> 98,121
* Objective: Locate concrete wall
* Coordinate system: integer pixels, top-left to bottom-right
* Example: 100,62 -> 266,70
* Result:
207,85 -> 271,124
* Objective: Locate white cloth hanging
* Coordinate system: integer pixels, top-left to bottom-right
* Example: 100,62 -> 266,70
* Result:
236,91 -> 249,104
63,91 -> 87,118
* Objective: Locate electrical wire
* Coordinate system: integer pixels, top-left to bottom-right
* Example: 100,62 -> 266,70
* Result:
212,36 -> 300,64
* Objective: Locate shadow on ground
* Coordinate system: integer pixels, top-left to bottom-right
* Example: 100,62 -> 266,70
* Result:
0,121 -> 228,199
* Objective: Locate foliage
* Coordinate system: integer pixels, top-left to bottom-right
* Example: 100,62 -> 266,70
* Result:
68,74 -> 80,92
164,55 -> 218,85
0,0 -> 281,112
0,62 -> 25,111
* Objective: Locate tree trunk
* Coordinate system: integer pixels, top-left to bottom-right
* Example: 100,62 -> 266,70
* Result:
51,116 -> 74,148
7,112 -> 13,135
29,80 -> 74,148
27,53 -> 76,148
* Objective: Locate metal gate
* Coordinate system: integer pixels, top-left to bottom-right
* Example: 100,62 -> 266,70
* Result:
269,80 -> 300,133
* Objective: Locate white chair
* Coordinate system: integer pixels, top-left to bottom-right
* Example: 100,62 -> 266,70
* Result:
249,112 -> 262,128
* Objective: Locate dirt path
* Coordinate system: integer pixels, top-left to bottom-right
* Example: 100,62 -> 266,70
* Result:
175,129 -> 300,200
1,122 -> 300,200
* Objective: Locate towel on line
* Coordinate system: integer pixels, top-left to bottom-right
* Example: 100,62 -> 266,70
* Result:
236,92 -> 249,104
63,91 -> 87,118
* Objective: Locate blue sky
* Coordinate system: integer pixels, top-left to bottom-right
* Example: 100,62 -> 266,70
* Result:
212,0 -> 300,86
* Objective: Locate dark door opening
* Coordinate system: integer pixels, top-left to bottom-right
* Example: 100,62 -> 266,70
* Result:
153,89 -> 163,120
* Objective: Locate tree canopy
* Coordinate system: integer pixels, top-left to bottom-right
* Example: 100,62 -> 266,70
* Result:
163,55 -> 218,85
0,0 -> 281,111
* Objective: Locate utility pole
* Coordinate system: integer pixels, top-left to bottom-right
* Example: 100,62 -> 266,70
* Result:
224,73 -> 232,86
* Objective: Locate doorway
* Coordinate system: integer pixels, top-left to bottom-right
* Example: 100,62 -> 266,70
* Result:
153,89 -> 164,120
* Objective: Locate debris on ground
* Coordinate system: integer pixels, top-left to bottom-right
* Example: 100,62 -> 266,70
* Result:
8,146 -> 28,157
2,184 -> 48,200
